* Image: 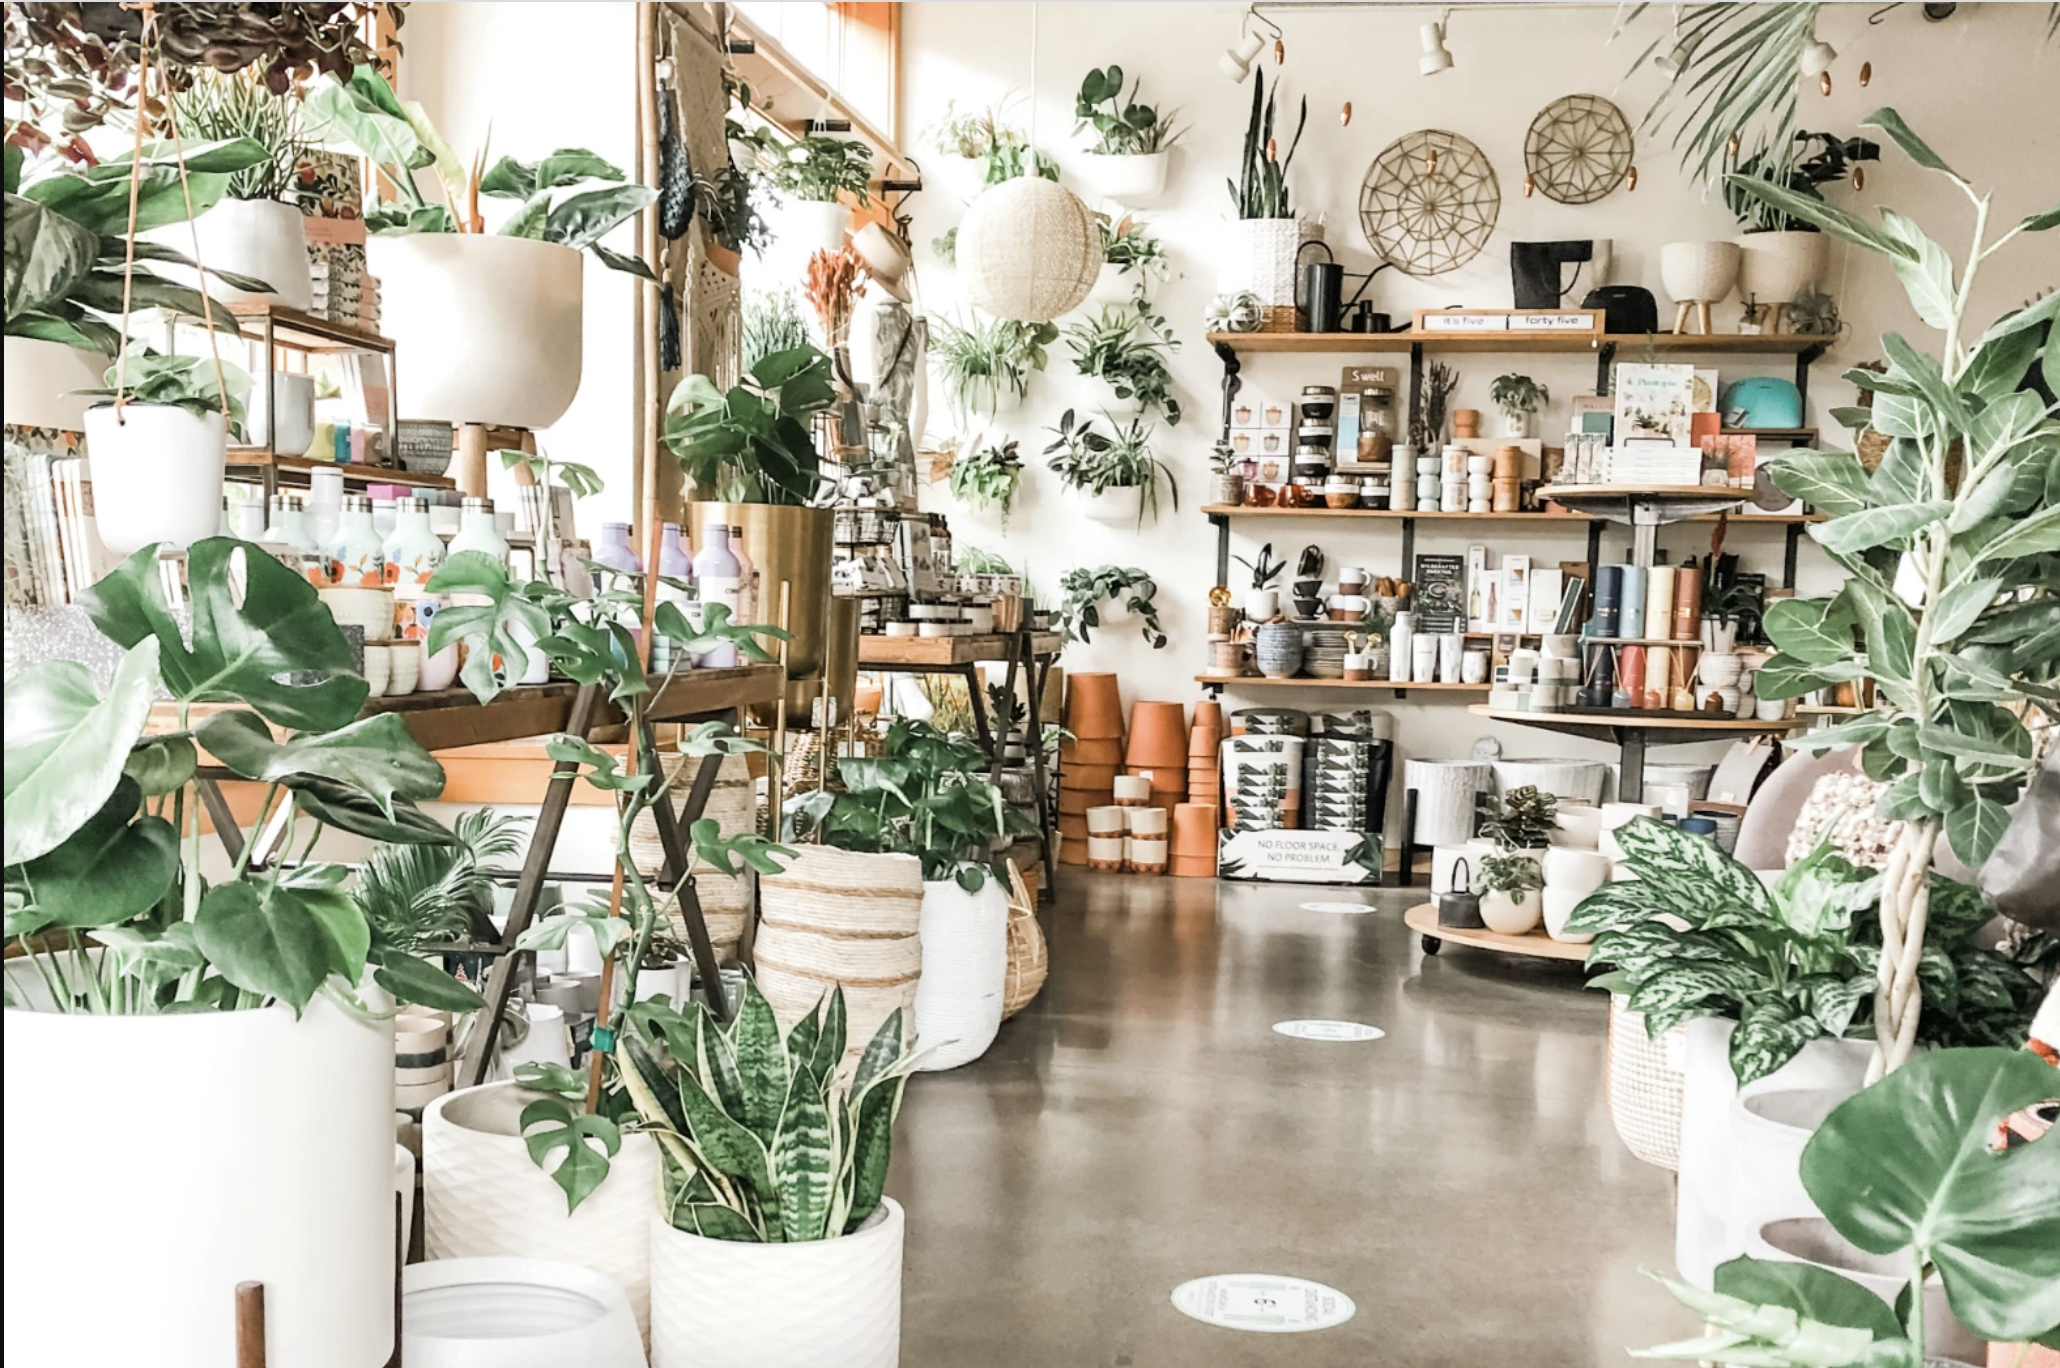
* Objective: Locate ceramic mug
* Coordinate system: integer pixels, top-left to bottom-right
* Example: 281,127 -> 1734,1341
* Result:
1461,649 -> 1489,684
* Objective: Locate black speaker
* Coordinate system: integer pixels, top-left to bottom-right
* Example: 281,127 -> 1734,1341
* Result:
1582,286 -> 1658,335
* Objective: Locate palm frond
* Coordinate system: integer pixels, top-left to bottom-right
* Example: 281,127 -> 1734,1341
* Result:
358,809 -> 529,953
1623,2 -> 1820,187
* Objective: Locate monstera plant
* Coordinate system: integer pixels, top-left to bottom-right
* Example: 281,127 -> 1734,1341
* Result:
1725,109 -> 2058,1080
3,538 -> 480,1015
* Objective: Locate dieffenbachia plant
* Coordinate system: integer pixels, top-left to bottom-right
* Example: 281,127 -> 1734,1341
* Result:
1725,108 -> 2058,1080
3,539 -> 483,1017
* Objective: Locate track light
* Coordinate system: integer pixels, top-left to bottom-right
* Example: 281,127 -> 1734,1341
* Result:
1417,9 -> 1454,76
1799,36 -> 1838,78
1221,7 -> 1281,83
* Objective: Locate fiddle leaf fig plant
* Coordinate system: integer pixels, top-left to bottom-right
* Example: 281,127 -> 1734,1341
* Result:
1724,108 -> 2058,1078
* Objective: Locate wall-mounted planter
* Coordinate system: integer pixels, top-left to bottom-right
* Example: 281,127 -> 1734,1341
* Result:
774,198 -> 852,257
84,403 -> 228,555
1066,481 -> 1146,528
1080,150 -> 1172,204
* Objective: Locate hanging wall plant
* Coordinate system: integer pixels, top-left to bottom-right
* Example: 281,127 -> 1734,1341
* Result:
1042,407 -> 1179,528
928,312 -> 1057,420
946,437 -> 1025,525
1056,565 -> 1169,649
1062,299 -> 1182,425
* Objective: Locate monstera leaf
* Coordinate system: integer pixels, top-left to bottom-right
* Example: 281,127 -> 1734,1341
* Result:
2,636 -> 160,866
81,538 -> 366,733
196,711 -> 444,818
3,776 -> 177,930
1801,1047 -> 2060,1343
425,552 -> 552,705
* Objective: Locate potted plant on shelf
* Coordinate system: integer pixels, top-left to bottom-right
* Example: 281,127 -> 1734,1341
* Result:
1725,110 -> 2056,1080
5,137 -> 269,431
1489,373 -> 1549,439
1725,130 -> 1879,330
164,68 -> 313,311
1234,542 -> 1285,623
787,718 -> 1036,1073
1042,407 -> 1179,528
1631,1046 -> 2059,1368
928,312 -> 1057,419
1209,439 -> 1245,507
1062,298 -> 1182,424
946,436 -> 1025,527
1056,565 -> 1169,649
1475,852 -> 1545,935
304,65 -> 657,433
76,345 -> 251,554
3,535 -> 483,1368
1094,213 -> 1171,305
1074,65 -> 1183,202
1223,68 -> 1309,312
737,127 -> 872,255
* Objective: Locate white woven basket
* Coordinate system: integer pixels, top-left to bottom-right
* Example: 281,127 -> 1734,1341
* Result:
1605,994 -> 1685,1171
910,876 -> 1009,1071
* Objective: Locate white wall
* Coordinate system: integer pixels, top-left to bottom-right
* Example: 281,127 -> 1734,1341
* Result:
398,1 -> 643,528
893,0 -> 2060,797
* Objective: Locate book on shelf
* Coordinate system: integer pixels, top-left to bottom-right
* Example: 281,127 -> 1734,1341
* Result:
3,445 -> 119,607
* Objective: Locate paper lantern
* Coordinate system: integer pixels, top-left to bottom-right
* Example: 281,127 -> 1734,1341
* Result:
954,176 -> 1104,323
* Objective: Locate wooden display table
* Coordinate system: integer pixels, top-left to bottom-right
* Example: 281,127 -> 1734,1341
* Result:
1404,902 -> 1590,962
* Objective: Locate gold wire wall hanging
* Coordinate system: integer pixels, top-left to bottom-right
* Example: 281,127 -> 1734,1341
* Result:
1523,94 -> 1636,205
1359,129 -> 1500,277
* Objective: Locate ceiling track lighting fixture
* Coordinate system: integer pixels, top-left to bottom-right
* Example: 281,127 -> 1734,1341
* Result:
1654,5 -> 1698,79
1417,8 -> 1454,77
1221,6 -> 1283,83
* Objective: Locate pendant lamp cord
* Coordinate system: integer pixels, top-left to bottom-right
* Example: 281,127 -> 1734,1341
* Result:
1026,3 -> 1038,180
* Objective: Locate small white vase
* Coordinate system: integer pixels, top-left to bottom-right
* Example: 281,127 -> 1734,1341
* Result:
1499,411 -> 1534,439
1085,260 -> 1133,308
1245,587 -> 1281,622
1480,886 -> 1542,935
248,371 -> 316,455
84,404 -> 227,554
1542,846 -> 1610,898
1079,150 -> 1172,203
911,876 -> 1009,1071
2,334 -> 106,432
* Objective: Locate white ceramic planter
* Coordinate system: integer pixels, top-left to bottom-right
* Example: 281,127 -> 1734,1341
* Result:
911,875 -> 1009,1071
1746,1218 -> 1983,1365
648,1200 -> 904,1368
368,234 -> 585,430
3,334 -> 105,431
1552,802 -> 1604,849
1675,1016 -> 1871,1287
775,198 -> 852,256
1491,757 -> 1607,806
1480,885 -> 1542,935
1660,240 -> 1741,307
1735,230 -> 1827,310
1080,150 -> 1172,203
1068,481 -> 1147,528
2,994 -> 395,1368
1245,587 -> 1281,622
403,1257 -> 646,1368
1404,758 -> 1493,847
84,403 -> 227,554
1085,260 -> 1133,307
249,371 -> 316,455
187,197 -> 314,311
424,1082 -> 662,1339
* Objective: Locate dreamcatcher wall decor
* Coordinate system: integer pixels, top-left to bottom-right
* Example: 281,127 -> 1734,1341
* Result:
1359,129 -> 1500,277
1523,94 -> 1636,203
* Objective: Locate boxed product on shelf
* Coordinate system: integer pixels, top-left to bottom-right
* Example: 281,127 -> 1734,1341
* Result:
1604,446 -> 1703,485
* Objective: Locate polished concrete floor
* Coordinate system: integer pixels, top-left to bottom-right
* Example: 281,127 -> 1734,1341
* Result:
887,874 -> 1694,1367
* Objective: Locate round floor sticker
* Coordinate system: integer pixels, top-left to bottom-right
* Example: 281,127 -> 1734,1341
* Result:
1172,1274 -> 1356,1332
1272,1020 -> 1386,1042
1298,900 -> 1374,914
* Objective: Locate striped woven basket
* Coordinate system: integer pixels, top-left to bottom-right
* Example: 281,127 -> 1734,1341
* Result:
756,846 -> 924,1067
628,752 -> 759,963
1001,861 -> 1048,1019
1606,993 -> 1686,1170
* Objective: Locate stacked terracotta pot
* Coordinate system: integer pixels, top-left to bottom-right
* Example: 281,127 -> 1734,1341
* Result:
1168,700 -> 1222,877
1170,802 -> 1219,877
1058,673 -> 1125,866
1124,701 -> 1189,819
1187,700 -> 1224,808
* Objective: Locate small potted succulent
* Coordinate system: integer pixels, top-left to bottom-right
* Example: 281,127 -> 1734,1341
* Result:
1489,372 -> 1550,438
1208,440 -> 1245,506
1075,65 -> 1183,202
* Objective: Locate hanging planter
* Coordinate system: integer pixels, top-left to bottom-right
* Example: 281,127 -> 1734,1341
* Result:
369,234 -> 586,430
1066,481 -> 1144,528
910,875 -> 1009,1071
1,336 -> 106,432
1080,150 -> 1172,204
774,199 -> 852,257
84,404 -> 229,555
1,994 -> 396,1368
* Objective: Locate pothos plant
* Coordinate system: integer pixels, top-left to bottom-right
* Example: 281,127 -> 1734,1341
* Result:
1062,299 -> 1182,425
4,538 -> 484,1019
1724,109 -> 2058,1079
1099,213 -> 1170,300
785,718 -> 1034,890
1056,565 -> 1169,650
946,437 -> 1024,525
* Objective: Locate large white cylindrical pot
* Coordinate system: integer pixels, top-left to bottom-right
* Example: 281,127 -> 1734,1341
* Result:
189,197 -> 314,312
2,995 -> 395,1368
1735,231 -> 1827,309
368,234 -> 584,430
1405,758 -> 1492,847
84,404 -> 227,554
403,1256 -> 646,1368
1674,1017 -> 1871,1287
1659,240 -> 1740,306
911,875 -> 1008,1071
1746,1218 -> 1984,1365
1492,757 -> 1607,806
423,1081 -> 661,1339
3,334 -> 106,431
648,1200 -> 904,1368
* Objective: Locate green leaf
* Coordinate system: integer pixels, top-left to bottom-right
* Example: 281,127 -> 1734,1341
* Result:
1713,1257 -> 1903,1341
1753,654 -> 1867,701
1763,597 -> 1857,666
477,154 -> 537,200
197,711 -> 444,818
1768,450 -> 1875,518
1729,997 -> 1826,1085
82,539 -> 365,733
1958,324 -> 2043,405
772,1073 -> 834,1241
290,876 -> 370,982
1802,1048 -> 2060,1343
124,735 -> 196,798
543,184 -> 658,252
1786,714 -> 1890,754
1860,109 -> 1962,182
1925,578 -> 2002,647
1944,793 -> 2012,867
731,980 -> 791,1145
1876,208 -> 1958,331
1811,501 -> 1951,556
536,148 -> 625,190
1722,174 -> 1914,261
194,880 -> 331,1011
1973,505 -> 2060,563
94,922 -> 204,983
293,774 -> 454,846
303,67 -> 426,175
5,776 -> 177,928
2,637 -> 161,866
520,1098 -> 621,1214
4,190 -> 100,318
542,735 -> 651,793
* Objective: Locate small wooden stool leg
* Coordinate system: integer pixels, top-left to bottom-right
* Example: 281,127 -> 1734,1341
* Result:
1695,301 -> 1713,335
1672,300 -> 1692,336
236,1282 -> 266,1368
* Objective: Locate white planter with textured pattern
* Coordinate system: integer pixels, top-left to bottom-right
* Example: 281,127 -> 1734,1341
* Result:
649,1199 -> 904,1368
911,876 -> 1008,1071
423,1082 -> 661,1339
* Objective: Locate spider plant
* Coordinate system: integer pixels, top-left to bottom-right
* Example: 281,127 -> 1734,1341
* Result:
1062,300 -> 1181,425
1615,2 -> 1823,186
946,438 -> 1024,525
356,809 -> 528,952
929,313 -> 1057,420
1042,408 -> 1178,527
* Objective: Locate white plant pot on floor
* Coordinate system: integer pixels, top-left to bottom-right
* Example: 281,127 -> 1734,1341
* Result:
775,199 -> 852,256
2,993 -> 395,1368
649,1199 -> 905,1368
3,334 -> 105,431
424,1081 -> 661,1339
1080,150 -> 1172,203
1746,1218 -> 1984,1365
404,1256 -> 646,1368
180,197 -> 314,311
369,233 -> 584,430
84,403 -> 227,554
911,874 -> 1009,1070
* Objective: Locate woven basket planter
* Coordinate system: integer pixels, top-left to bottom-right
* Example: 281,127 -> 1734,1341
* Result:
1001,863 -> 1048,1019
756,846 -> 923,1068
1606,995 -> 1685,1171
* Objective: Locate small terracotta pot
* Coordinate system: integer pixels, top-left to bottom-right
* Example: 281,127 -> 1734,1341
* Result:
1209,640 -> 1248,673
1065,672 -> 1125,738
1170,855 -> 1219,878
1125,701 -> 1189,769
1171,803 -> 1220,854
1057,813 -> 1090,840
1129,765 -> 1187,795
1193,700 -> 1225,731
1058,789 -> 1095,816
1206,604 -> 1240,637
1454,408 -> 1481,439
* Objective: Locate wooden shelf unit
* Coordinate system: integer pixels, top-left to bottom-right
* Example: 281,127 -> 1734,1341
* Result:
1205,332 -> 1833,355
225,454 -> 455,491
858,631 -> 1064,667
1195,674 -> 1488,696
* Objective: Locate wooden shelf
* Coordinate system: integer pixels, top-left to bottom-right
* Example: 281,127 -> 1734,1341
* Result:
1203,504 -> 1591,523
1796,705 -> 1866,717
228,301 -> 393,354
1404,903 -> 1591,962
1537,484 -> 1747,502
1468,703 -> 1792,746
1722,427 -> 1816,440
1195,675 -> 1489,693
859,631 -> 1063,667
1208,332 -> 1834,355
225,454 -> 454,490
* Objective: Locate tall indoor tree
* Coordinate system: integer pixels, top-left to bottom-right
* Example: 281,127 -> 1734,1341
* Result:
1729,109 -> 2058,1080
